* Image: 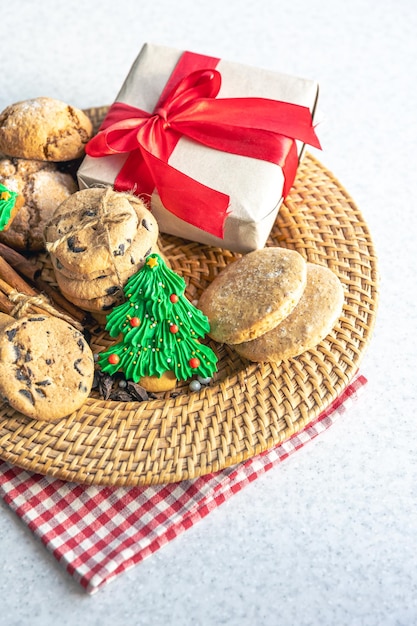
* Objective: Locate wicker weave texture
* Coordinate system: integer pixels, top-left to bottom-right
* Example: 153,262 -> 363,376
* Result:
0,107 -> 379,486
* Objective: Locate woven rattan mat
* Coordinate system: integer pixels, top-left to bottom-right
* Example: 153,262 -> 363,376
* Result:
0,108 -> 379,486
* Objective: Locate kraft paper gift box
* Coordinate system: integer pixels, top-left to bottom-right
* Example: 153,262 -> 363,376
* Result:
77,43 -> 320,253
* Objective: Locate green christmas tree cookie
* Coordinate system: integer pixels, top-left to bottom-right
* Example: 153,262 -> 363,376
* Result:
98,253 -> 218,384
0,183 -> 19,231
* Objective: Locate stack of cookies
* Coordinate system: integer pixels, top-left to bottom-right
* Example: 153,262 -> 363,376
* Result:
0,97 -> 93,251
198,247 -> 345,362
44,187 -> 160,323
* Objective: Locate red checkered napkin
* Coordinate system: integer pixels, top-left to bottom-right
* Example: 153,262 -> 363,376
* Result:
0,374 -> 366,594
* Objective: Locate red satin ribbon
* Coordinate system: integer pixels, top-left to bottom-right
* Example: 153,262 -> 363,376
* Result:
86,53 -> 321,238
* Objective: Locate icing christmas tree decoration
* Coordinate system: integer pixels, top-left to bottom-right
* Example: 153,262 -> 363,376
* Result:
0,183 -> 19,231
98,253 -> 218,384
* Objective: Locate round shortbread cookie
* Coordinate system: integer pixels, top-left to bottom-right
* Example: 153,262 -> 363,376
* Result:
45,188 -> 158,276
233,263 -> 345,362
0,157 -> 77,251
198,247 -> 307,345
0,315 -> 95,421
0,97 -> 93,161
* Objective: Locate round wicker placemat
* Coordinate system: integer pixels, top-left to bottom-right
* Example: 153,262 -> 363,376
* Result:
0,122 -> 379,486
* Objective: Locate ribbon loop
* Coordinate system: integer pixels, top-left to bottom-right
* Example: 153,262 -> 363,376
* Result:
164,69 -> 221,105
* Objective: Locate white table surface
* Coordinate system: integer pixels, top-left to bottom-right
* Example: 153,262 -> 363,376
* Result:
1,1 -> 416,624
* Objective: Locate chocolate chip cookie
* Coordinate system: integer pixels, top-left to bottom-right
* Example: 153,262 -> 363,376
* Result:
0,315 -> 94,421
53,242 -> 162,301
44,187 -> 158,276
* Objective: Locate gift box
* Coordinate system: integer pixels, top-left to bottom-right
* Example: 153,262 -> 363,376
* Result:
77,43 -> 320,253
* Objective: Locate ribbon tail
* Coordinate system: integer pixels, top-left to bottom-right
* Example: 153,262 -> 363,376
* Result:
173,98 -> 321,162
140,147 -> 229,239
114,151 -> 156,198
281,140 -> 299,198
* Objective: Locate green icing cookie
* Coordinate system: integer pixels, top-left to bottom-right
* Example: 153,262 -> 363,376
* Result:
0,183 -> 19,231
99,253 -> 218,383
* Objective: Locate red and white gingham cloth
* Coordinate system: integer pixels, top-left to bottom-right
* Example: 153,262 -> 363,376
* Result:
0,374 -> 366,594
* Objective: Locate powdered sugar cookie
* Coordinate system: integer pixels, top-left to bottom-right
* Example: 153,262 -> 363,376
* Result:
198,247 -> 307,344
0,97 -> 93,161
234,263 -> 344,362
0,157 -> 77,251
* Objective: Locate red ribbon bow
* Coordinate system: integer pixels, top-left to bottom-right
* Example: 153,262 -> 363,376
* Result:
86,63 -> 320,238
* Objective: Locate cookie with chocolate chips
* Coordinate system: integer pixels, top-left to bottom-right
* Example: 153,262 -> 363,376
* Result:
60,289 -> 125,314
0,315 -> 94,421
44,187 -> 158,276
53,243 -> 163,300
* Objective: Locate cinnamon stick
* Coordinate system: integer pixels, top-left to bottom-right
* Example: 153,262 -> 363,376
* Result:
0,243 -> 42,282
0,290 -> 13,315
0,244 -> 87,324
0,277 -> 49,318
0,255 -> 86,326
0,255 -> 37,297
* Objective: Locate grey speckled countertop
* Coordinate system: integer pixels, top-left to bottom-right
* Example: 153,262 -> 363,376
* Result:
1,1 -> 417,624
